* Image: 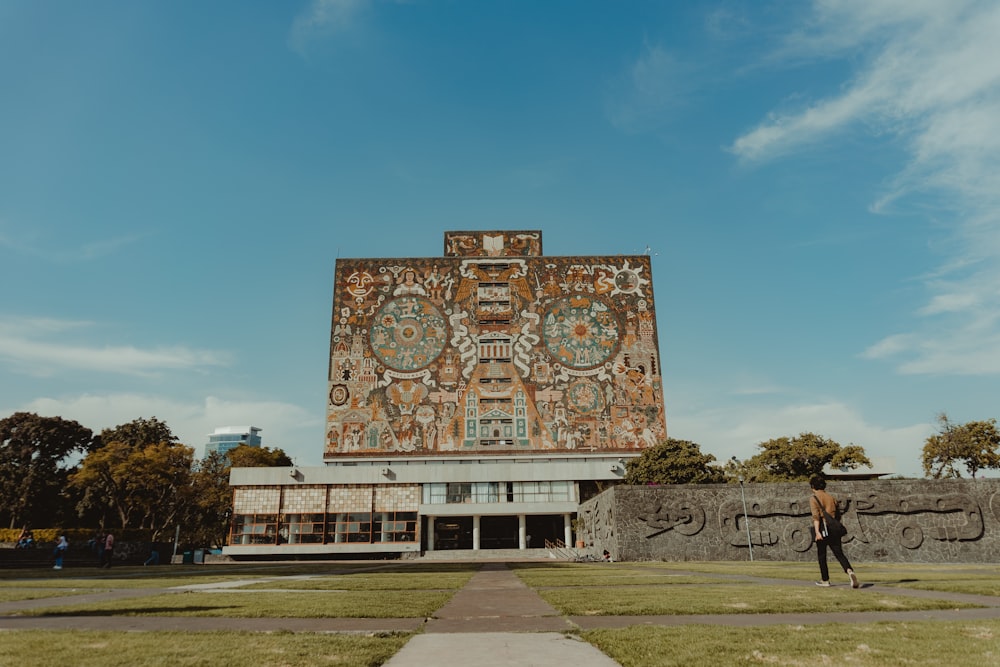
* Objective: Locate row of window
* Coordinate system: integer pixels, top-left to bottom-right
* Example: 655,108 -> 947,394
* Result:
229,511 -> 418,545
423,481 -> 574,505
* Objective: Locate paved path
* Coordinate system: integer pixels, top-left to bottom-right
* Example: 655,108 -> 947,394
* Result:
384,563 -> 620,666
3,563 -> 1000,666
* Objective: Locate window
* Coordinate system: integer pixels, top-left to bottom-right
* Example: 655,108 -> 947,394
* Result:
474,482 -> 499,503
422,481 -> 571,505
282,513 -> 325,544
329,512 -> 372,543
512,481 -> 573,502
374,511 -> 418,542
447,482 -> 472,503
229,514 -> 278,545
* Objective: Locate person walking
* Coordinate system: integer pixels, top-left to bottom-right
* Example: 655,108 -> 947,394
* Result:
91,530 -> 106,565
53,534 -> 69,570
810,475 -> 860,588
101,532 -> 115,568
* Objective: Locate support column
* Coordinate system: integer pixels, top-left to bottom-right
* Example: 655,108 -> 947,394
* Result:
427,516 -> 435,551
381,512 -> 390,543
472,515 -> 481,551
563,514 -> 572,547
334,513 -> 346,543
518,514 -> 527,550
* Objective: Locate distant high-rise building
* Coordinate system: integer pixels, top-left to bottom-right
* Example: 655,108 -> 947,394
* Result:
205,426 -> 262,458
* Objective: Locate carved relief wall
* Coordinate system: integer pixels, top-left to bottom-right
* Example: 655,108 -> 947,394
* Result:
325,230 -> 666,458
578,480 -> 1000,563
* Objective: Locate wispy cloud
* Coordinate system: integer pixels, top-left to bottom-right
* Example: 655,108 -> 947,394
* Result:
0,222 -> 148,262
288,0 -> 368,55
18,393 -> 323,464
0,317 -> 230,377
607,43 -> 696,132
731,0 -> 1000,376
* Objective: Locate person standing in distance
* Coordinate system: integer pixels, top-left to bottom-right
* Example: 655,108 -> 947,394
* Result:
810,475 -> 860,588
53,534 -> 69,570
101,532 -> 115,568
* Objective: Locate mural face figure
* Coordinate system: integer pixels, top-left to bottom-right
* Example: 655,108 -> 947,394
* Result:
346,271 -> 375,301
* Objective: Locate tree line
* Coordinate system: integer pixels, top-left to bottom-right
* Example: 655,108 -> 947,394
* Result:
3,411 -> 998,545
624,413 -> 1000,485
0,413 -> 290,548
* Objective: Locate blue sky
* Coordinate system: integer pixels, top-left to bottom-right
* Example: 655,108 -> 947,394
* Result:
2,1 -> 999,475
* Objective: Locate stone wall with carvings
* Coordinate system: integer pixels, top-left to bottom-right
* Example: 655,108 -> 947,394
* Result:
577,479 -> 1000,563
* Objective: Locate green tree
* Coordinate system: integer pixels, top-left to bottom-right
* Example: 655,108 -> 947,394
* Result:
624,438 -> 725,485
922,414 -> 1000,479
185,445 -> 295,548
0,412 -> 94,528
187,452 -> 233,548
742,432 -> 870,482
96,417 -> 176,449
227,444 -> 293,467
71,418 -> 193,539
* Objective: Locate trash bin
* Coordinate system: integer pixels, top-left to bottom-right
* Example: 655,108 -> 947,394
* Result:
193,548 -> 205,564
182,550 -> 193,564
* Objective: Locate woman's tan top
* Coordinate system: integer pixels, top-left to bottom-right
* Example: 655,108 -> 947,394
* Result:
810,488 -> 837,521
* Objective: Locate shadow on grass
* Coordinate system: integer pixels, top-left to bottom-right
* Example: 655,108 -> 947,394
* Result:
37,606 -> 237,617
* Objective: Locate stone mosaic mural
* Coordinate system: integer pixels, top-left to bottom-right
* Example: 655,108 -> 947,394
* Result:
325,230 -> 666,458
578,479 -> 1000,563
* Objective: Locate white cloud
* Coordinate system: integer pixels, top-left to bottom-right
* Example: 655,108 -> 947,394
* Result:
289,0 -> 367,55
669,398 -> 932,477
0,316 -> 229,377
730,0 -> 1000,376
918,292 -> 979,316
18,393 -> 324,466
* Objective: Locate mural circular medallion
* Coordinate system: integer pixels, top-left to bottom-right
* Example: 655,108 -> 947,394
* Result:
542,295 -> 620,369
369,296 -> 448,371
567,378 -> 604,414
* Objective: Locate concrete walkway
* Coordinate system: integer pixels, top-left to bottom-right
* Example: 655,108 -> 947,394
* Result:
384,562 -> 620,666
2,563 -> 1000,666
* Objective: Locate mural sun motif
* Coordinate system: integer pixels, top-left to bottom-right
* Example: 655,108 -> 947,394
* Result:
542,295 -> 620,370
369,296 -> 448,372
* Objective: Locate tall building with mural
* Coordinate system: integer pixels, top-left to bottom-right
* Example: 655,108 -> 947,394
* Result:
225,230 -> 666,557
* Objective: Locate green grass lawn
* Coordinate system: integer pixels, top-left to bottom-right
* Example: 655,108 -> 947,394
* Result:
5,561 -> 474,618
0,588 -> 101,603
582,620 -> 1000,667
0,630 -> 411,667
516,561 -> 991,615
3,559 -> 998,667
0,561 -> 478,590
240,570 -> 476,591
510,563 -> 730,587
24,589 -> 453,618
650,560 -> 1000,596
538,582 -> 980,616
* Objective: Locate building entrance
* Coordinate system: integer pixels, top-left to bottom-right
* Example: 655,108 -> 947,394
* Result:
480,515 -> 518,549
526,515 -> 566,548
432,517 -> 473,550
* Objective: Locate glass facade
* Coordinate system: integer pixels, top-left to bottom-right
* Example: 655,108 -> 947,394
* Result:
205,426 -> 263,458
422,481 -> 573,504
229,511 -> 418,545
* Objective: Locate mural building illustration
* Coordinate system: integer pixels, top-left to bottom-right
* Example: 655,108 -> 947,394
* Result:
325,230 -> 666,458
